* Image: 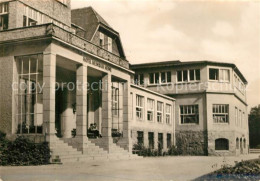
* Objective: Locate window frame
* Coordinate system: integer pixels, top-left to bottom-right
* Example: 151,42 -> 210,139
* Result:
157,101 -> 164,123
179,105 -> 199,125
215,138 -> 229,151
134,74 -> 144,85
99,32 -> 104,47
212,104 -> 229,124
147,98 -> 154,122
165,104 -> 171,124
177,69 -> 200,83
108,37 -> 112,52
137,131 -> 144,145
112,87 -> 119,116
136,95 -> 144,121
148,132 -> 154,149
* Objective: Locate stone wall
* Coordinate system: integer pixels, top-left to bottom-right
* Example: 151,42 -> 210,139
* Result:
175,130 -> 208,155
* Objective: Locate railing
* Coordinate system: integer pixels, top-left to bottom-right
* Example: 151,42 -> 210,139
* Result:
0,23 -> 129,69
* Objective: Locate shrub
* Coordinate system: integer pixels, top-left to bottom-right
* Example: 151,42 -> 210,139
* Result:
132,143 -> 168,157
168,145 -> 180,155
0,133 -> 50,166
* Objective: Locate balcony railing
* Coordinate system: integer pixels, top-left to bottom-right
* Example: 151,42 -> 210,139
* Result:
0,23 -> 129,69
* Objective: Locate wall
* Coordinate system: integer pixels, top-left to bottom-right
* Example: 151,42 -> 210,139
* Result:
130,85 -> 175,151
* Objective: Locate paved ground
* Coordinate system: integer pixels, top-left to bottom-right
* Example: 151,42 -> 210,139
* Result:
0,154 -> 259,181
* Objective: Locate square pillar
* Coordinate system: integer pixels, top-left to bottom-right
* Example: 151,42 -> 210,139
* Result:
43,53 -> 56,143
117,81 -> 132,152
74,65 -> 88,151
101,73 -> 113,151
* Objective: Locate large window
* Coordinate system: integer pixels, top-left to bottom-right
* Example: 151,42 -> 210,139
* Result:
215,138 -> 229,150
213,104 -> 229,123
157,102 -> 163,123
112,87 -> 119,116
166,104 -> 171,124
180,105 -> 199,124
209,68 -> 230,82
136,95 -> 144,120
137,131 -> 144,145
0,2 -> 9,30
16,54 -> 43,134
177,69 -> 200,83
134,74 -> 144,85
148,132 -> 154,149
147,99 -> 154,122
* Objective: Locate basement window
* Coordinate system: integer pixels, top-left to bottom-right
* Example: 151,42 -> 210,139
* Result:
215,138 -> 229,150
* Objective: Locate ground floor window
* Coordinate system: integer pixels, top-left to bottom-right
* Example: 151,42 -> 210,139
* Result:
236,138 -> 239,149
215,138 -> 229,150
148,132 -> 154,149
167,133 -> 172,148
243,139 -> 246,149
158,133 -> 163,150
16,54 -> 43,134
137,131 -> 144,145
180,105 -> 199,124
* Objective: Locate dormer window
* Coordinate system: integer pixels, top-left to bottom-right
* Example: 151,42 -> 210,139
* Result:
99,32 -> 104,47
0,2 -> 9,31
108,37 -> 112,52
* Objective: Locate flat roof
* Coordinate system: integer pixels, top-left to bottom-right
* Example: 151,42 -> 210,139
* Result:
130,60 -> 248,84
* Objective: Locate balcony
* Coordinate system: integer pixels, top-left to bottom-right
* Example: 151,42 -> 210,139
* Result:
0,23 -> 129,69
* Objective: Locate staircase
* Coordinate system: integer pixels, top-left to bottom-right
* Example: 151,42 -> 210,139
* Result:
49,137 -> 141,164
249,149 -> 260,154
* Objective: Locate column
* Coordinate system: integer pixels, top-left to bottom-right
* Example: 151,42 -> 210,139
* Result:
101,73 -> 113,151
75,65 -> 88,151
43,53 -> 56,144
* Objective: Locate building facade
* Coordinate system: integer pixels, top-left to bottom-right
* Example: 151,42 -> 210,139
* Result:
0,0 -> 175,162
131,61 -> 249,156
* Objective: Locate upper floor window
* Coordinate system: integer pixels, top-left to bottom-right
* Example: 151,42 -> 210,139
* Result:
0,3 -> 8,31
166,104 -> 171,124
180,105 -> 199,124
161,72 -> 171,84
177,69 -> 200,83
136,95 -> 144,120
149,72 -> 159,84
157,102 -> 163,123
99,32 -> 104,47
209,68 -> 230,82
147,99 -> 154,122
213,104 -> 229,123
134,74 -> 144,85
108,37 -> 112,52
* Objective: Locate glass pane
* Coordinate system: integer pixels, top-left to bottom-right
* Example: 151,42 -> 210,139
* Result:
183,70 -> 188,81
161,72 -> 166,83
155,73 -> 159,84
149,73 -> 154,84
140,74 -> 144,85
190,69 -> 195,81
167,72 -> 171,83
196,69 -> 200,80
177,71 -> 182,82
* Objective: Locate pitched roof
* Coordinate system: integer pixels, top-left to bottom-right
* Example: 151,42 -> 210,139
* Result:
71,6 -> 116,41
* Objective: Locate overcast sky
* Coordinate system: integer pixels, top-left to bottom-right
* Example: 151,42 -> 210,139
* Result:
72,0 -> 260,110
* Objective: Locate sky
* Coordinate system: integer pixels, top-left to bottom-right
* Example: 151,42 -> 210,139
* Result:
71,0 -> 260,110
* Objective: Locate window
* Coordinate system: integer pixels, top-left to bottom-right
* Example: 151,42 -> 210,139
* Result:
239,110 -> 242,127
243,139 -> 246,149
0,3 -> 8,31
215,138 -> 229,150
136,95 -> 144,120
157,102 -> 163,123
209,68 -> 219,80
177,70 -> 188,82
16,54 -> 43,134
219,69 -> 230,82
161,72 -> 171,83
112,87 -> 119,116
236,138 -> 239,149
166,104 -> 171,124
148,132 -> 154,149
137,131 -> 144,145
134,74 -> 144,85
158,133 -> 163,150
242,112 -> 245,128
108,37 -> 112,52
99,32 -> 104,47
180,105 -> 199,124
147,99 -> 154,122
213,104 -> 229,123
149,72 -> 159,84
189,69 -> 200,81
167,133 -> 172,148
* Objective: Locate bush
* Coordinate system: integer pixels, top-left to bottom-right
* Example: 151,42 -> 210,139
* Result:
168,145 -> 180,155
0,132 -> 50,166
132,144 -> 167,157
